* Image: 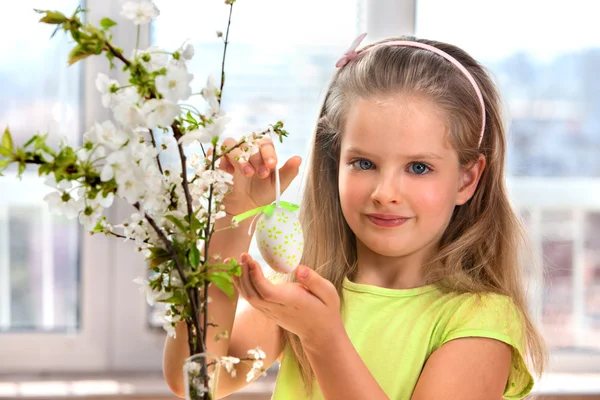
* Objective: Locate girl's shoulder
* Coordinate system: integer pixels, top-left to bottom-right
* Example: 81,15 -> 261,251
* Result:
438,293 -> 525,349
433,290 -> 534,400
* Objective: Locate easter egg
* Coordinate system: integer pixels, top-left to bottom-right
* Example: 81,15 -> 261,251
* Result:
255,207 -> 304,274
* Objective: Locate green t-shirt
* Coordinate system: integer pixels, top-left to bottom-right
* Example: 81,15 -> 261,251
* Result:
271,276 -> 534,400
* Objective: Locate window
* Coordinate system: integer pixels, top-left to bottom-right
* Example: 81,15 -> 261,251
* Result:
417,0 -> 600,370
0,0 -> 124,373
0,0 -> 81,334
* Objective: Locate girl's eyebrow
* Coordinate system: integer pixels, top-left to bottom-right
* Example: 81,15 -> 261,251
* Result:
344,147 -> 443,160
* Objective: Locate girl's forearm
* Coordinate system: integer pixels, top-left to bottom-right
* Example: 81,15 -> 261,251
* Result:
302,325 -> 389,400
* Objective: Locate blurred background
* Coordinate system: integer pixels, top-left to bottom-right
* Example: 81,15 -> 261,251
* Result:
0,0 -> 599,398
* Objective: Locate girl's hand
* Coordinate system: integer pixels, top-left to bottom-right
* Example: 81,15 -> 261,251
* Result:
217,136 -> 302,216
232,253 -> 343,350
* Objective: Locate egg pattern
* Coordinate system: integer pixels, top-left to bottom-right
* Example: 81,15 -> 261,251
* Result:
255,207 -> 304,274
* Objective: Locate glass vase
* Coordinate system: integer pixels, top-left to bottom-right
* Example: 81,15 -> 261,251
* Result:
183,352 -> 220,400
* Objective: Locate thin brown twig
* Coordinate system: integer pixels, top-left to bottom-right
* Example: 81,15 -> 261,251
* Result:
148,130 -> 164,174
105,230 -> 128,240
105,41 -> 131,67
218,4 -> 234,105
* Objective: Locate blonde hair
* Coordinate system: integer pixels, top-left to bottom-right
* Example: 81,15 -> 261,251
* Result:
280,36 -> 547,394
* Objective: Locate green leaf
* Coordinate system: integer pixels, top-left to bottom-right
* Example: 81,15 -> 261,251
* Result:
165,215 -> 188,233
93,219 -> 105,233
23,135 -> 38,148
17,162 -> 26,177
50,25 -> 61,39
35,9 -> 68,25
208,272 -> 235,299
0,159 -> 11,172
100,17 -> 117,30
188,246 -> 200,269
160,290 -> 188,305
149,253 -> 172,270
189,215 -> 202,232
2,128 -> 13,153
68,44 -> 94,66
184,274 -> 203,289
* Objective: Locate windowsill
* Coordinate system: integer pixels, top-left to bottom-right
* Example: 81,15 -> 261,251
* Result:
0,371 -> 276,398
0,372 -> 598,398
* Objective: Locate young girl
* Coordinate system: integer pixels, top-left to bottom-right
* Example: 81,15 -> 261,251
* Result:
163,34 -> 547,400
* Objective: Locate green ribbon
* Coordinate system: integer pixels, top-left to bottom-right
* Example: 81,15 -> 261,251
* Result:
232,201 -> 299,224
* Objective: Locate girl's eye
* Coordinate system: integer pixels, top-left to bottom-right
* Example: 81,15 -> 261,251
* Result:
352,159 -> 374,170
409,162 -> 430,175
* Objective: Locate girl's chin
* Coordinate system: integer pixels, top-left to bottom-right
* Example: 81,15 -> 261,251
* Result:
357,238 -> 414,258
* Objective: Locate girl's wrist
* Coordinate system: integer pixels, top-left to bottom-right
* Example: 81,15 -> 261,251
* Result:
300,319 -> 346,355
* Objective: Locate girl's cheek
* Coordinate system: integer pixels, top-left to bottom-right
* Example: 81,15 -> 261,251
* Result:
414,181 -> 454,214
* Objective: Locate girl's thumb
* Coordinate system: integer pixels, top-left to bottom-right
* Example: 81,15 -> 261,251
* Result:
278,156 -> 302,192
295,265 -> 337,305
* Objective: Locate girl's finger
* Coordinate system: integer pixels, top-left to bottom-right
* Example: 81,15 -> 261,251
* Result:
248,137 -> 276,179
259,136 -> 277,169
240,258 -> 262,303
218,155 -> 235,174
248,259 -> 282,305
222,138 -> 254,177
247,149 -> 268,179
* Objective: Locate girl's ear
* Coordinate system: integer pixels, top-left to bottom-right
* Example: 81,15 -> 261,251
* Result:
456,154 -> 486,206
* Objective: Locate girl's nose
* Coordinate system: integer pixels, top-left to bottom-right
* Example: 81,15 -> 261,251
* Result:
370,174 -> 402,205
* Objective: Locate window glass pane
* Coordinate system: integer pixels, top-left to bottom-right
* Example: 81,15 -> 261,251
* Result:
417,0 -> 600,353
0,0 -> 82,332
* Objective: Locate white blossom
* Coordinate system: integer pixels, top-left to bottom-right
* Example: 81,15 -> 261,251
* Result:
155,65 -> 193,102
245,359 -> 265,383
132,276 -> 171,306
142,99 -> 180,129
188,153 -> 202,170
44,191 -> 83,219
162,134 -> 178,153
202,75 -> 220,112
44,176 -> 72,191
76,144 -> 106,163
121,0 -> 160,25
90,192 -> 115,209
178,114 -> 231,146
95,73 -> 120,108
181,43 -> 194,60
133,46 -> 169,72
115,87 -> 142,107
79,205 -> 104,231
116,212 -> 149,243
113,102 -> 146,129
83,120 -> 129,150
220,356 -> 240,378
248,347 -> 267,360
162,311 -> 181,338
100,149 -> 128,182
116,167 -> 150,204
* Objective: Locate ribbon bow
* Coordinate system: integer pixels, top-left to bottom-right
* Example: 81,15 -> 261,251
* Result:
232,201 -> 300,225
335,32 -> 368,68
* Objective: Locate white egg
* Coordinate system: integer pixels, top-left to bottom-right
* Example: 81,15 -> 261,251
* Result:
255,207 -> 304,274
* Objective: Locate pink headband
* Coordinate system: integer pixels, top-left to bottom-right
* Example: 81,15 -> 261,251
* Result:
336,33 -> 486,147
